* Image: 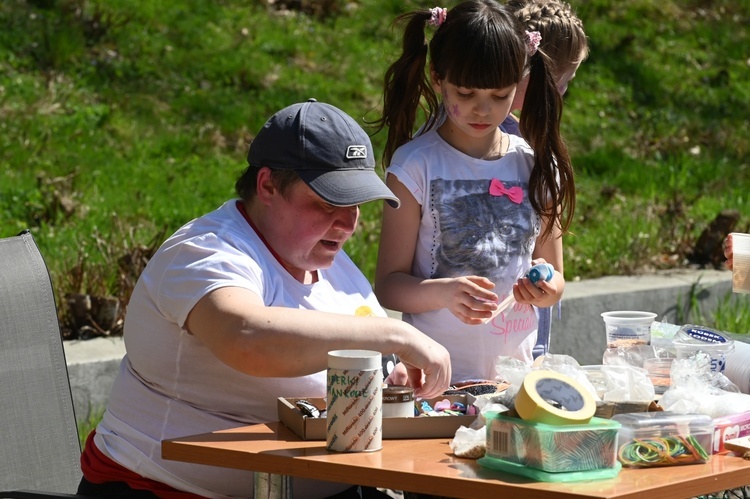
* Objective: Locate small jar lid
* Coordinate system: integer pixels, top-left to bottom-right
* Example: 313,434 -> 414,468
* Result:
382,385 -> 414,403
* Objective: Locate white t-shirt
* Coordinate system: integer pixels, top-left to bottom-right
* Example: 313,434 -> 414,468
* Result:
94,200 -> 386,498
387,130 -> 541,383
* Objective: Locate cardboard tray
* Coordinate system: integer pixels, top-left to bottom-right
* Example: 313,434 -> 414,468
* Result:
724,436 -> 750,456
278,394 -> 476,440
593,400 -> 659,419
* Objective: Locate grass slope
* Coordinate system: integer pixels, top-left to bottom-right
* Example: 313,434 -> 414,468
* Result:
1,0 -> 748,333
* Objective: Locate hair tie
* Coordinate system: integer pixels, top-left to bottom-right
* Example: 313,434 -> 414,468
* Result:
525,30 -> 542,56
428,7 -> 447,27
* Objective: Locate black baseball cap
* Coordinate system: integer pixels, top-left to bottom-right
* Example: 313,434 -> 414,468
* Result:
247,98 -> 400,208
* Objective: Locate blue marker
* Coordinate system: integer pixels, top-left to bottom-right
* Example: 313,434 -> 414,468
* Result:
526,263 -> 554,286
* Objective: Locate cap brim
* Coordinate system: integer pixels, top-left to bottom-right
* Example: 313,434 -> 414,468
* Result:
299,169 -> 401,209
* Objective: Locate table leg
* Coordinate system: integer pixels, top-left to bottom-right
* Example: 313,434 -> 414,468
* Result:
254,472 -> 292,499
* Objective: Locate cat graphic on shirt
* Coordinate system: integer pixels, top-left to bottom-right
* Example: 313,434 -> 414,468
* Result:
431,178 -> 537,283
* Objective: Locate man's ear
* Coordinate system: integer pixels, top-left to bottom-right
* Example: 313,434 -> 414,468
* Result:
255,167 -> 276,205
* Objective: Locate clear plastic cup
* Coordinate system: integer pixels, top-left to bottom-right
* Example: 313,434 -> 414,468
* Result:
601,311 -> 657,348
673,325 -> 734,373
731,232 -> 750,294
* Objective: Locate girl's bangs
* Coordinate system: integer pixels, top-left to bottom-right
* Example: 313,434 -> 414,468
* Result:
445,30 -> 523,89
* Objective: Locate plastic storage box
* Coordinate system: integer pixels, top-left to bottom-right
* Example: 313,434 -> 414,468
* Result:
612,411 -> 713,467
478,412 -> 621,482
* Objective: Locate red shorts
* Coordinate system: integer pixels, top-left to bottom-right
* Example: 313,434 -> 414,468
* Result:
80,430 -> 204,498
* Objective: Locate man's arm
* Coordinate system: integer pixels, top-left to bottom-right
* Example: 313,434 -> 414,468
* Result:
185,286 -> 452,399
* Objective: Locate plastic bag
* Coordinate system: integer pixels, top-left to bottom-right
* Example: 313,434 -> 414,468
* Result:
450,400 -> 509,459
659,357 -> 749,418
450,425 -> 487,459
599,365 -> 655,402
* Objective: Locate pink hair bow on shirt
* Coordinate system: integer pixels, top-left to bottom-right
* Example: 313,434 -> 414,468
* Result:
489,178 -> 523,204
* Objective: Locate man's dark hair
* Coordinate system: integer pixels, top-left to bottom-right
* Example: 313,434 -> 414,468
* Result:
235,166 -> 301,201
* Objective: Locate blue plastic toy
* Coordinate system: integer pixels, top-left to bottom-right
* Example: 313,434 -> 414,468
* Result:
526,263 -> 554,286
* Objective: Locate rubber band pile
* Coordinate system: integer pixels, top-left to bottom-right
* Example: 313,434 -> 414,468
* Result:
618,435 -> 710,467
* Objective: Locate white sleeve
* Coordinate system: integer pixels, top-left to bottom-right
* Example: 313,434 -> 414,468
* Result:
153,233 -> 264,328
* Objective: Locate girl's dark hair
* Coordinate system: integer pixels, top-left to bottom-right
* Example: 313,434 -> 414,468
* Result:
375,0 -> 575,239
375,0 -> 525,167
235,166 -> 300,201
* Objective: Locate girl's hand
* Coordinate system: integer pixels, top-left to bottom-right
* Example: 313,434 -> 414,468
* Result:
513,258 -> 561,308
442,275 -> 499,325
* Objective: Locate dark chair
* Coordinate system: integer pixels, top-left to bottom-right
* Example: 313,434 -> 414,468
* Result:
0,230 -> 85,498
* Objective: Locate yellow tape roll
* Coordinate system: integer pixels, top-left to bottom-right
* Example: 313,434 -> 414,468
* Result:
514,370 -> 596,425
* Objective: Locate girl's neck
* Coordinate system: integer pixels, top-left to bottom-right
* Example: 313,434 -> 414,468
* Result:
437,121 -> 507,161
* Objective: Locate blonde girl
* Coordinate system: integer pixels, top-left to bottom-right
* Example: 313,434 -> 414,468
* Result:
502,0 -> 589,135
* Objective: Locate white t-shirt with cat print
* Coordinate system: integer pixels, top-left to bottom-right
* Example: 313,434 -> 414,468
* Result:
387,130 -> 541,383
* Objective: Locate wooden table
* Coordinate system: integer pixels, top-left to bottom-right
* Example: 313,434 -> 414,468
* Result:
162,421 -> 750,499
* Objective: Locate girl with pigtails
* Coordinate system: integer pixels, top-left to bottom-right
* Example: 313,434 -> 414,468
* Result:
373,0 -> 576,384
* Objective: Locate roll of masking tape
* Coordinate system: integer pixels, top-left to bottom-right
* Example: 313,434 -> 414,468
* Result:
514,370 -> 596,425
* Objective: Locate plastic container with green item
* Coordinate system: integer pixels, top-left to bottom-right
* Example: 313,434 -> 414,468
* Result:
478,411 -> 621,482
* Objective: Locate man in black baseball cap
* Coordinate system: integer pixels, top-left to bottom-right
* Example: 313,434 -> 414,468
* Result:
77,99 -> 450,499
244,98 -> 400,208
